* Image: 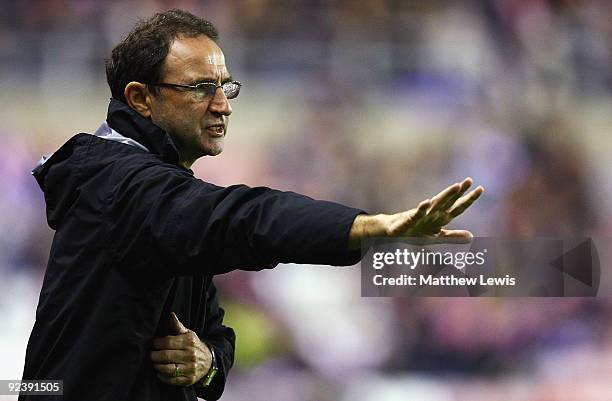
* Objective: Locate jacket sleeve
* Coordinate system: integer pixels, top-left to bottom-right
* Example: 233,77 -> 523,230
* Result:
107,162 -> 365,275
194,281 -> 235,401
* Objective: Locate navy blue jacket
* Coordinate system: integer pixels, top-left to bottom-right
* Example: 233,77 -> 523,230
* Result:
20,99 -> 363,400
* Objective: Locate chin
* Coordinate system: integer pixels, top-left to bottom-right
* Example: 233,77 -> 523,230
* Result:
199,137 -> 225,156
205,146 -> 224,156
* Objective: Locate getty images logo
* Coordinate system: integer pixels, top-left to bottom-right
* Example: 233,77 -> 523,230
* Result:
372,248 -> 488,270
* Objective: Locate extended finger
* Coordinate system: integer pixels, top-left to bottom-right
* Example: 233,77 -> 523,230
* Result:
438,229 -> 474,243
412,199 -> 431,221
428,182 -> 462,213
448,186 -> 484,218
150,349 -> 192,364
404,230 -> 472,245
393,199 -> 431,235
438,178 -> 473,211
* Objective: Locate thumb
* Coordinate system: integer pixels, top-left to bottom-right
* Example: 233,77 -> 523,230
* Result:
169,312 -> 189,335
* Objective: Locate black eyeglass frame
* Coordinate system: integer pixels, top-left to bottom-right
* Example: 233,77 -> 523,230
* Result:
146,80 -> 242,99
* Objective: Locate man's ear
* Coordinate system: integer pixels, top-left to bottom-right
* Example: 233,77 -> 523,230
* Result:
124,82 -> 153,118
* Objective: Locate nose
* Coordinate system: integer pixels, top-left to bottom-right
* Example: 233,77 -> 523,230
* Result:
208,87 -> 232,116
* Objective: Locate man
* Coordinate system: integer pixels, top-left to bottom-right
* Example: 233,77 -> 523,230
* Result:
20,9 -> 483,401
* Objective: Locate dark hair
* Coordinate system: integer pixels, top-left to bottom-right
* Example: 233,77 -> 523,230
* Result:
105,9 -> 218,102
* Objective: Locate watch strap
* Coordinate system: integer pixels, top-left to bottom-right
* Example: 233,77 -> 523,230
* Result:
199,344 -> 218,388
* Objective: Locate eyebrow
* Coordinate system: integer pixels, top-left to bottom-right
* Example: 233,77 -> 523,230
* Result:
192,75 -> 233,85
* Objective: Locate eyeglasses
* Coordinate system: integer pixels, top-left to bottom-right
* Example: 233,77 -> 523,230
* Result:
147,80 -> 242,101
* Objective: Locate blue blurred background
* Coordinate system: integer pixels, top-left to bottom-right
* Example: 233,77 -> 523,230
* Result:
1,0 -> 612,400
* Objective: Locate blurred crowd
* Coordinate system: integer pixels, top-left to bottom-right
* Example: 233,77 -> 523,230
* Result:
1,0 -> 612,400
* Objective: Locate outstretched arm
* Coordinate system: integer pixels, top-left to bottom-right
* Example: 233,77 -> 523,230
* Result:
348,177 -> 484,249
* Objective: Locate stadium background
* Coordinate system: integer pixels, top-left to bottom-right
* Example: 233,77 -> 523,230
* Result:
1,0 -> 612,400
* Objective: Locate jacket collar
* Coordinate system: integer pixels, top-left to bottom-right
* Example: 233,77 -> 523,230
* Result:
106,98 -> 180,165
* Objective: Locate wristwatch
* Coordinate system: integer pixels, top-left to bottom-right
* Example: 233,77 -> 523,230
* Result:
198,344 -> 218,388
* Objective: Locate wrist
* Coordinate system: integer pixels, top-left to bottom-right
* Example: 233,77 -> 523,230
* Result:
348,214 -> 387,249
197,343 -> 218,388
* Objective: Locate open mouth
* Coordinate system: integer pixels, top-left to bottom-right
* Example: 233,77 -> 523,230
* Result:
206,125 -> 225,137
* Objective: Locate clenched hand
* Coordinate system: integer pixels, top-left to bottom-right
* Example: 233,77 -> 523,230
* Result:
150,312 -> 212,386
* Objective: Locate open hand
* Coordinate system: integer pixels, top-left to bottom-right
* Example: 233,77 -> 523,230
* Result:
386,177 -> 483,241
348,177 -> 484,248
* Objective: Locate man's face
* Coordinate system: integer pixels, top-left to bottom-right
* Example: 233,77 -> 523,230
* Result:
149,35 -> 233,166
